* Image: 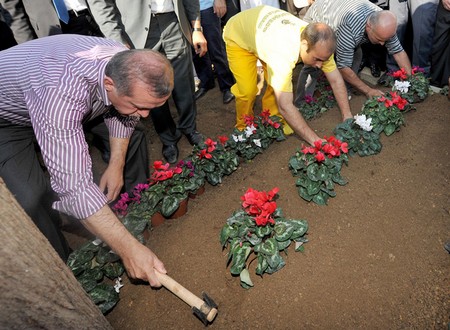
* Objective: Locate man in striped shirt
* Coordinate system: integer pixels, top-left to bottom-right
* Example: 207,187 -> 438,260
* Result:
0,34 -> 172,287
300,0 -> 412,98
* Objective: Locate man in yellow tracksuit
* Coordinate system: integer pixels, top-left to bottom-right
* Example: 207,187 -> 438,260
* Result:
223,5 -> 353,145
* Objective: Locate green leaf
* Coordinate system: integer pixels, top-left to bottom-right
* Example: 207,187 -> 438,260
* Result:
96,247 -> 120,265
332,174 -> 347,186
306,180 -> 321,195
277,239 -> 291,251
230,244 -> 251,275
299,186 -> 313,202
290,219 -> 309,238
161,195 -> 184,217
246,231 -> 262,245
219,224 -> 233,247
78,276 -> 99,293
312,192 -> 328,205
206,172 -> 222,186
255,254 -> 269,275
255,224 -> 272,238
67,249 -> 95,276
260,238 -> 277,255
306,163 -> 320,181
89,283 -> 119,314
274,223 -> 294,242
265,252 -> 285,273
103,262 -> 125,279
316,165 -> 328,181
320,186 -> 336,197
384,123 -> 397,136
239,269 -> 254,289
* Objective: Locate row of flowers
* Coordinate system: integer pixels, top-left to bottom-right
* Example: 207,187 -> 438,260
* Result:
288,67 -> 430,205
67,110 -> 287,313
67,66 -> 431,311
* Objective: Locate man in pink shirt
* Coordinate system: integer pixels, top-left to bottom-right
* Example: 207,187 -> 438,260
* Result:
0,34 -> 171,287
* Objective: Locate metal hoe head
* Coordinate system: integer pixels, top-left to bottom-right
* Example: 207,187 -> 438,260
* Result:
192,292 -> 218,326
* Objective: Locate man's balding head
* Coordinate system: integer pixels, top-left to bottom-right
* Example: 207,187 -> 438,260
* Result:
105,49 -> 174,98
301,22 -> 337,54
366,10 -> 398,44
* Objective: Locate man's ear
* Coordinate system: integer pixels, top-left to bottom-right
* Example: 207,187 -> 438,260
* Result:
301,39 -> 309,52
104,76 -> 115,92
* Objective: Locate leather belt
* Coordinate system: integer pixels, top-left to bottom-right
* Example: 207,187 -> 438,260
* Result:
151,11 -> 174,17
68,9 -> 90,18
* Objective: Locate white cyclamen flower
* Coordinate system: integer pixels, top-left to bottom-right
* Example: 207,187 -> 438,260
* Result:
253,139 -> 261,147
232,134 -> 239,142
244,125 -> 256,138
114,277 -> 124,293
394,80 -> 411,93
354,114 -> 373,132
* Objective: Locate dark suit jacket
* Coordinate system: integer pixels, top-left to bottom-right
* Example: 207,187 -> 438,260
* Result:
0,0 -> 129,44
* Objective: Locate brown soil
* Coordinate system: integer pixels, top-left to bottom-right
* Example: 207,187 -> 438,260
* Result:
69,83 -> 450,328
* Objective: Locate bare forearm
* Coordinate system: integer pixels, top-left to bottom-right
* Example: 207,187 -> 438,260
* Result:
108,136 -> 129,170
339,67 -> 384,98
392,51 -> 412,74
325,70 -> 353,120
81,205 -> 166,286
99,137 -> 129,201
276,92 -> 320,145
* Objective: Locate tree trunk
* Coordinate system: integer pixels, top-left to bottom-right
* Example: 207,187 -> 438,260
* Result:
0,178 -> 112,329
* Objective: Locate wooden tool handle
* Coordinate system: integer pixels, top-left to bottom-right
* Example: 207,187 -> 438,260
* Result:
155,271 -> 218,322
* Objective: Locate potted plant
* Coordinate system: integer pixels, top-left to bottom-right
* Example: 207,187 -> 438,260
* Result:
359,91 -> 409,136
190,136 -> 240,186
382,66 -> 430,103
67,238 -> 124,314
297,94 -> 329,120
227,111 -> 286,160
333,115 -> 382,157
289,136 -> 349,205
220,187 -> 309,289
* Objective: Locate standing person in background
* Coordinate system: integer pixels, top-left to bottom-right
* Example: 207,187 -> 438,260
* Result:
430,0 -> 450,90
0,4 -> 17,50
223,6 -> 353,145
378,0 -> 439,84
193,0 -> 235,104
0,0 -> 129,43
96,0 -> 208,164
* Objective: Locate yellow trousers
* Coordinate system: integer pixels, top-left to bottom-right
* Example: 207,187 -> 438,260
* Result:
225,42 -> 285,130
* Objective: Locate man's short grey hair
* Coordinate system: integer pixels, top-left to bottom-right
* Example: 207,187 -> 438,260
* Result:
301,22 -> 337,54
105,49 -> 174,98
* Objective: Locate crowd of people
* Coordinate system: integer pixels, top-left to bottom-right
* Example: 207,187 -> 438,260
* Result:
0,0 -> 449,292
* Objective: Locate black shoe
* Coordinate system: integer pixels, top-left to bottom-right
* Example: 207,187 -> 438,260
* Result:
195,85 -> 214,100
222,89 -> 235,104
162,144 -> 178,164
377,72 -> 389,86
370,63 -> 381,78
185,130 -> 204,146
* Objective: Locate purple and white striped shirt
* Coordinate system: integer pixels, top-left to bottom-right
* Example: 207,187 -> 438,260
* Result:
0,34 -> 138,219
